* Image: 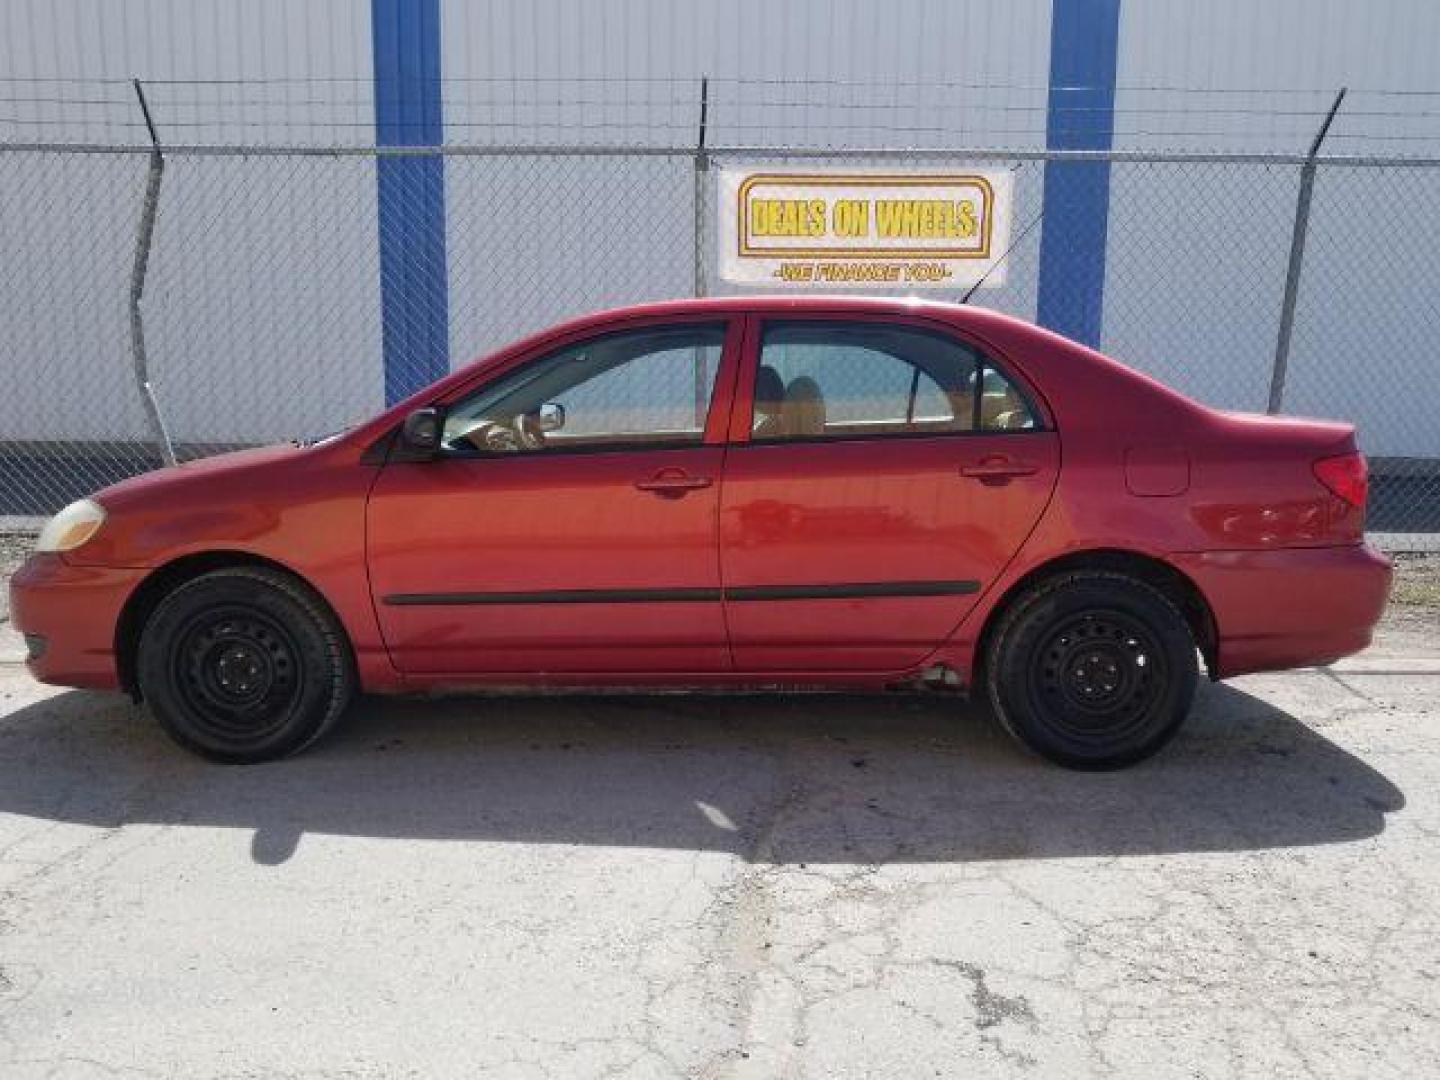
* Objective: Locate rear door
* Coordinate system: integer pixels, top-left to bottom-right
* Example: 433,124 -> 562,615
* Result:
719,315 -> 1059,672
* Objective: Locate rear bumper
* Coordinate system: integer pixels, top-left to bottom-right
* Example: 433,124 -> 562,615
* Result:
1173,543 -> 1392,678
8,554 -> 143,690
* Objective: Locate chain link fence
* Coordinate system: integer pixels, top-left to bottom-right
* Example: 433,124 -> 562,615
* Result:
1,79 -> 1437,546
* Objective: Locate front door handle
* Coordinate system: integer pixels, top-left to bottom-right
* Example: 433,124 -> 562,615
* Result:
635,469 -> 714,497
961,456 -> 1039,482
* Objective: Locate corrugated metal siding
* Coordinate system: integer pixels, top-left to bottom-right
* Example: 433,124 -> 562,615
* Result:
441,0 -> 1055,147
2,0 -> 372,146
1103,0 -> 1440,457
0,0 -> 382,442
443,0 -> 1052,87
1,0 -> 1437,455
437,0 -> 1056,364
4,0 -> 371,81
1116,0 -> 1440,155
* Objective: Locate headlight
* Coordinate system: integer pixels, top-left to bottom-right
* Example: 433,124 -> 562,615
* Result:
36,498 -> 107,553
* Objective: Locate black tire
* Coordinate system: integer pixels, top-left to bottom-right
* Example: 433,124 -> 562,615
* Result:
137,566 -> 355,763
985,571 -> 1197,770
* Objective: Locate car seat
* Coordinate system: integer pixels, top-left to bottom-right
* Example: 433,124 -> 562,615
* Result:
782,375 -> 826,437
752,365 -> 785,438
990,384 -> 1029,430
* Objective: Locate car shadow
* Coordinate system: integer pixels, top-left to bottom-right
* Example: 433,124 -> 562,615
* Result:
0,681 -> 1404,866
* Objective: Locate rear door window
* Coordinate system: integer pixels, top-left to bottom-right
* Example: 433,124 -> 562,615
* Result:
750,321 -> 1037,441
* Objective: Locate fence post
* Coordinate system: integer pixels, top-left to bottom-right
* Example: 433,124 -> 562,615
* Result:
692,75 -> 709,300
692,75 -> 710,425
128,78 -> 177,466
1267,86 -> 1346,415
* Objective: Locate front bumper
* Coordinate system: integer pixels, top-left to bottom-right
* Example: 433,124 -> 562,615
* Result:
8,554 -> 145,690
1173,542 -> 1393,678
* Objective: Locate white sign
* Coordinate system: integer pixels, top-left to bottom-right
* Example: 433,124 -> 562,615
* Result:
718,168 -> 1014,289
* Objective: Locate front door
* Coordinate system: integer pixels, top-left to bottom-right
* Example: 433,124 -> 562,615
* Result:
367,318 -> 739,674
720,316 -> 1059,672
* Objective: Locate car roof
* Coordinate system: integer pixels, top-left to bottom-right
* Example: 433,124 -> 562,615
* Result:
603,294 -> 955,314
581,294 -> 975,320
519,294 -> 1041,346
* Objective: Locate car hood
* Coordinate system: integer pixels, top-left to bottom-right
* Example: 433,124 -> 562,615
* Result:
93,444 -> 308,511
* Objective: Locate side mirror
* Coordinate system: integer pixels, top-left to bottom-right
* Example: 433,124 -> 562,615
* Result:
538,401 -> 566,433
397,406 -> 443,460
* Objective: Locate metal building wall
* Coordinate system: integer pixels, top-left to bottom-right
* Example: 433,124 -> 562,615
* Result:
437,0 -> 1055,369
1104,0 -> 1440,455
2,0 -> 1437,458
3,0 -> 373,137
1,0 -> 380,445
441,1 -> 1052,102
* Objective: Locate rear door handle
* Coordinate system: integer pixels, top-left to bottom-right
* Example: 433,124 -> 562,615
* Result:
961,457 -> 1039,481
635,470 -> 714,497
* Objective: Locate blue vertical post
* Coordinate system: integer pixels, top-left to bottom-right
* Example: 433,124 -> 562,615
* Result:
1036,0 -> 1121,348
373,0 -> 448,403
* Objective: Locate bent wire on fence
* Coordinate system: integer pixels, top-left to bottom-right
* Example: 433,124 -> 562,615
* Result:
126,78 -> 177,468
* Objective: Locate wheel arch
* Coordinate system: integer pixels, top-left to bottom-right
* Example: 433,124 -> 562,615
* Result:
973,548 -> 1219,685
114,550 -> 353,699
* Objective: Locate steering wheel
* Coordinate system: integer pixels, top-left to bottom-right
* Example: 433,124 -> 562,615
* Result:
451,413 -> 546,454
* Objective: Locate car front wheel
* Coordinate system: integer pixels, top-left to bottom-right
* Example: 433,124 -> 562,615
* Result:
137,566 -> 355,763
985,571 -> 1198,770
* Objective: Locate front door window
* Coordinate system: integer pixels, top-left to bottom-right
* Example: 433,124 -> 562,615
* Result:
442,324 -> 727,455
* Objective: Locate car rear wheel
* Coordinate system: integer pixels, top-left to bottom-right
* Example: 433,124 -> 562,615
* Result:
137,567 -> 355,763
985,571 -> 1197,770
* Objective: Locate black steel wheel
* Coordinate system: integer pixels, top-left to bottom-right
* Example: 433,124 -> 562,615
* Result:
137,567 -> 354,763
986,571 -> 1197,769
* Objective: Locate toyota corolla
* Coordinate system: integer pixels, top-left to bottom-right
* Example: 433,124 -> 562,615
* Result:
9,297 -> 1391,768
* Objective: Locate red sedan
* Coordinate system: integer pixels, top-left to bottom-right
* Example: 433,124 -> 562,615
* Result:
9,297 -> 1390,768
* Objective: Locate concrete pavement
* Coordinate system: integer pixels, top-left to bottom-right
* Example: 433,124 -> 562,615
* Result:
1,629 -> 1438,1078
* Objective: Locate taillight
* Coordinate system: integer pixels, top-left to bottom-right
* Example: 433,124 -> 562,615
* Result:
1313,452 -> 1368,508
